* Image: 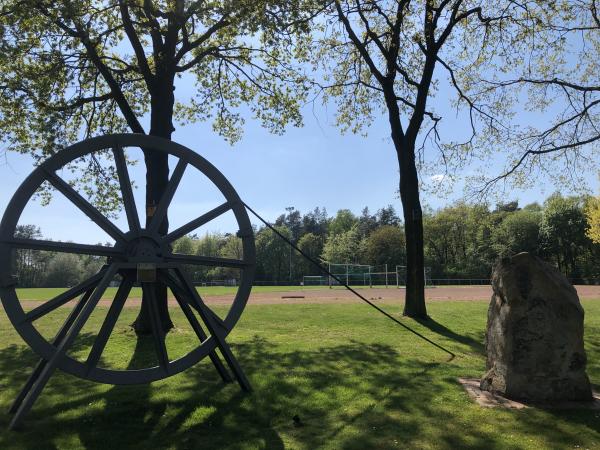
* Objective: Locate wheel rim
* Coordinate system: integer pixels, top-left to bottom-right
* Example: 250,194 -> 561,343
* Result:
0,134 -> 256,384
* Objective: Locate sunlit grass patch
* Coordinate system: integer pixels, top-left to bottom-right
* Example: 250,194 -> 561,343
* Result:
0,300 -> 598,449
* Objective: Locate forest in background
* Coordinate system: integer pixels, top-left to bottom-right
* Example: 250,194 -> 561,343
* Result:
12,192 -> 600,288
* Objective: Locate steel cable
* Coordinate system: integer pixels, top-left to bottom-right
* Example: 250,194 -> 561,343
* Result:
242,201 -> 456,360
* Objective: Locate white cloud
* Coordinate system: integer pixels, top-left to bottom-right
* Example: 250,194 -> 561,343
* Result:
430,174 -> 446,183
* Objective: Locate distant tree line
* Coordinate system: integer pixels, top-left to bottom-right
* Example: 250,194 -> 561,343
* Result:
424,195 -> 599,282
12,225 -> 106,288
12,192 -> 600,288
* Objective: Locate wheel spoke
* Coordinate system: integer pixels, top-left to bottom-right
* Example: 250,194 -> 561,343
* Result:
147,159 -> 187,235
112,146 -> 140,233
141,282 -> 170,372
85,275 -> 134,371
25,268 -> 108,323
44,169 -> 126,243
3,237 -> 121,257
164,202 -> 232,243
165,253 -> 246,268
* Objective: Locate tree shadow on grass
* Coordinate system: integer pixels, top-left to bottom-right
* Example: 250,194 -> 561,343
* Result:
1,333 -> 599,449
415,317 -> 485,355
76,336 -> 158,450
0,333 -> 100,450
584,337 -> 600,390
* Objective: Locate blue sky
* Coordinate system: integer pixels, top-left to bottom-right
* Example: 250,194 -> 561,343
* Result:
1,83 -> 598,245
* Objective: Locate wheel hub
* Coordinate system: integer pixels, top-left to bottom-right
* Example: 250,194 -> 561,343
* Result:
125,235 -> 164,262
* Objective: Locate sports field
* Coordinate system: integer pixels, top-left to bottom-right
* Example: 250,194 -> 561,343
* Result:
14,283 -> 600,307
14,284 -> 329,301
0,286 -> 599,449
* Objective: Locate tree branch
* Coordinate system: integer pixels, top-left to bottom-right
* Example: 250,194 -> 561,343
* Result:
334,1 -> 385,84
175,15 -> 229,64
34,2 -> 145,134
118,0 -> 155,91
51,92 -> 114,111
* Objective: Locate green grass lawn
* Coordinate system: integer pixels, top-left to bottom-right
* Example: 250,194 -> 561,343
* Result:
14,285 -> 311,301
0,300 -> 599,449
15,284 -> 396,301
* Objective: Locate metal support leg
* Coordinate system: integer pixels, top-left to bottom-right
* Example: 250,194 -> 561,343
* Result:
162,272 -> 232,383
174,268 -> 252,392
8,285 -> 97,415
8,265 -> 117,429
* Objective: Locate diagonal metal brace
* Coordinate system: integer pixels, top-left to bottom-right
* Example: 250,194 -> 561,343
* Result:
173,267 -> 252,392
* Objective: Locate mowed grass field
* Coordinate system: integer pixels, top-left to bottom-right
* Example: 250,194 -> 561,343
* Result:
15,285 -> 314,301
15,285 -> 357,301
14,284 -> 496,301
0,296 -> 599,449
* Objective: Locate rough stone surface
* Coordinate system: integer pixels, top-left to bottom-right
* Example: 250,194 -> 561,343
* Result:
481,252 -> 592,402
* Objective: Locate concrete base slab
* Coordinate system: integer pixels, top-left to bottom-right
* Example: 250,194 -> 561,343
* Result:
458,377 -> 600,410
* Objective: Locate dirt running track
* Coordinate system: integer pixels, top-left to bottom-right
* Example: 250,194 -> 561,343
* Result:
197,285 -> 600,305
14,285 -> 600,311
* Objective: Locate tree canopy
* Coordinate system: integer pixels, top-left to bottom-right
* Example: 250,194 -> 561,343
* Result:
0,0 -> 314,333
467,1 -> 600,193
0,0 -> 310,193
586,196 -> 600,244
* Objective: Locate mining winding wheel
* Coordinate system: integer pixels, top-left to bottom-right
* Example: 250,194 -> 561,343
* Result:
0,134 -> 256,429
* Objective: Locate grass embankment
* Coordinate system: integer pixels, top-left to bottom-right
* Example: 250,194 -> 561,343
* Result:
0,300 -> 598,449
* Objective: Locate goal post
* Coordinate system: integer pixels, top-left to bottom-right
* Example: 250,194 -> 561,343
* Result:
368,264 -> 394,288
425,267 -> 433,286
396,265 -> 404,288
396,265 -> 433,288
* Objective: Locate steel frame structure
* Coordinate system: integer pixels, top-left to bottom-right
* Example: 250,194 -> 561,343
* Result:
0,134 -> 256,429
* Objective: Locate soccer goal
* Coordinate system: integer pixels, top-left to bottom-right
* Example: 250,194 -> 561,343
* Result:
302,275 -> 328,286
396,265 -> 433,288
326,262 -> 373,287
302,263 -> 432,288
368,264 -> 396,288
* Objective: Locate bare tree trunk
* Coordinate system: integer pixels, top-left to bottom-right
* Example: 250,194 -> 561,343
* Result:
386,90 -> 428,319
131,77 -> 176,335
398,148 -> 427,318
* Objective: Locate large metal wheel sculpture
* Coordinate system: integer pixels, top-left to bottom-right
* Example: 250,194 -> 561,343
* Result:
0,134 -> 256,429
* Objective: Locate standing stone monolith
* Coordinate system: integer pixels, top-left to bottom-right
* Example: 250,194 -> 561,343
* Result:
480,252 -> 592,402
